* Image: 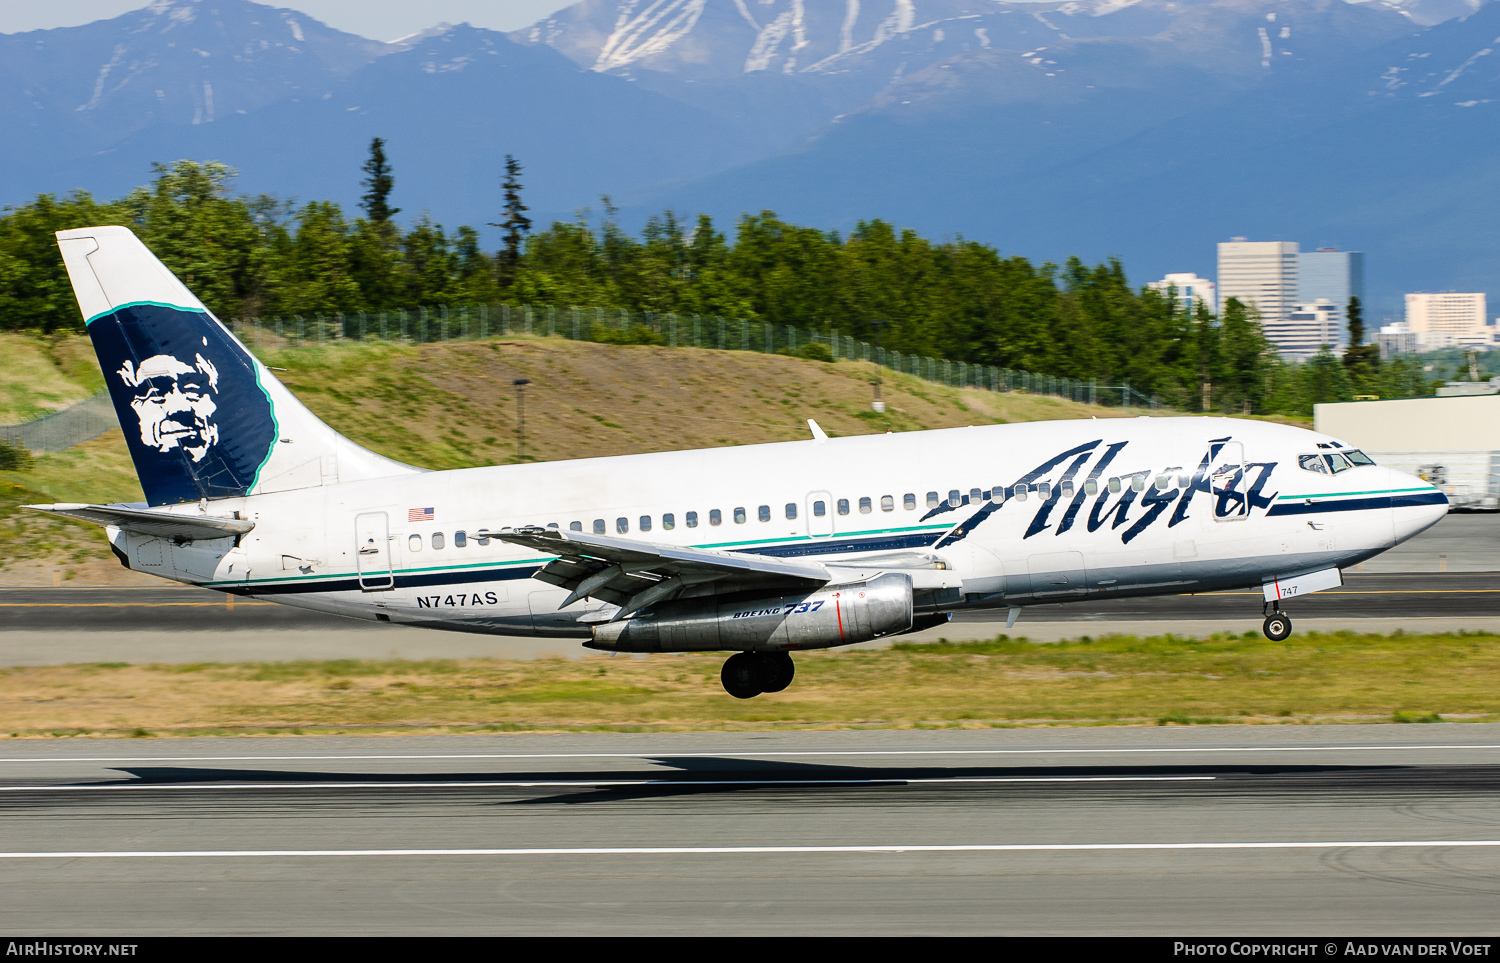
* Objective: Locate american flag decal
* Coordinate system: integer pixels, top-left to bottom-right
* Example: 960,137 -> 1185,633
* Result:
408,507 -> 435,522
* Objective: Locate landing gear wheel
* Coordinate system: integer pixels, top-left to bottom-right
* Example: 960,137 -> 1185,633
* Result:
721,653 -> 763,699
1263,613 -> 1293,641
759,652 -> 795,693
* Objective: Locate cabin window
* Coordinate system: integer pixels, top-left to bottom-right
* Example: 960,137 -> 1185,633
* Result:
948,490 -> 961,507
837,498 -> 850,515
639,515 -> 652,532
710,509 -> 722,526
927,492 -> 940,508
1178,475 -> 1191,489
904,493 -> 916,510
1131,475 -> 1146,492
617,517 -> 629,534
1154,474 -> 1170,490
785,503 -> 797,520
1108,477 -> 1122,494
593,519 -> 606,534
734,507 -> 747,524
1013,485 -> 1028,502
1084,479 -> 1098,496
1061,480 -> 1075,498
991,486 -> 1005,504
686,512 -> 698,528
454,531 -> 468,548
663,513 -> 675,530
408,534 -> 422,552
569,521 -> 582,532
859,497 -> 872,514
970,488 -> 983,503
1037,483 -> 1052,501
477,534 -> 490,546
431,532 -> 445,550
547,522 -> 558,529
758,505 -> 771,522
813,500 -> 827,517
881,495 -> 894,512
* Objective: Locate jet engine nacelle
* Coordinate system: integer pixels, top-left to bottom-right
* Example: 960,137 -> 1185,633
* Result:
586,573 -> 913,653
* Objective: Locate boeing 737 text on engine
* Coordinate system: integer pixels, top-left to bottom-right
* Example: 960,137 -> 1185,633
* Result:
31,227 -> 1449,698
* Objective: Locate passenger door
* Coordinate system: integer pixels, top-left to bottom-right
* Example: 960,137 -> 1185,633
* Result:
1209,441 -> 1249,522
355,512 -> 394,591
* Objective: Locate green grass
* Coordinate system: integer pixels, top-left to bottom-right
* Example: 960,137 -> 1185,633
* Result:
0,631 -> 1494,737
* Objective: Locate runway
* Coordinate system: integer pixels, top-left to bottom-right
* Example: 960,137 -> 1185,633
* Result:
1,727 -> 1498,935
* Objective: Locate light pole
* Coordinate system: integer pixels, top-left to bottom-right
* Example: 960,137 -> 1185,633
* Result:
513,378 -> 530,462
869,319 -> 888,413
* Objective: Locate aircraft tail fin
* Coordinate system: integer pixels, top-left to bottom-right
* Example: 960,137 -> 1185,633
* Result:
55,225 -> 418,507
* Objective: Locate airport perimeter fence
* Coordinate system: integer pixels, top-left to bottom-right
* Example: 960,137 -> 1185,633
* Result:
224,303 -> 1161,411
1,305 -> 1160,454
1,390 -> 116,454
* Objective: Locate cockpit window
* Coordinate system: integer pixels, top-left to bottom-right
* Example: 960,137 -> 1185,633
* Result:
1298,453 -> 1329,474
1345,449 -> 1376,467
1324,452 -> 1355,474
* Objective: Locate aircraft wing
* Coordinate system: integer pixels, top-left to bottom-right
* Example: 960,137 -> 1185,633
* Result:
493,526 -> 830,619
25,503 -> 255,541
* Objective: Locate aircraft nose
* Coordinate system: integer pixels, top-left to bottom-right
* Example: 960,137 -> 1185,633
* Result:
1389,466 -> 1448,545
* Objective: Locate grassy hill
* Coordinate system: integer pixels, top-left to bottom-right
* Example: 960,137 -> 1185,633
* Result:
0,331 -> 1153,583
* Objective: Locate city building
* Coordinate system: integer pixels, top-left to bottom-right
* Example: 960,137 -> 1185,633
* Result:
1404,292 -> 1493,347
1263,299 -> 1343,358
1147,273 -> 1216,314
1217,238 -> 1299,349
1298,248 -> 1364,314
1377,322 -> 1426,359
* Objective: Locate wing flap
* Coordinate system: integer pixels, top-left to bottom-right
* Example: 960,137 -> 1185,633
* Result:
25,503 -> 254,541
493,526 -> 829,613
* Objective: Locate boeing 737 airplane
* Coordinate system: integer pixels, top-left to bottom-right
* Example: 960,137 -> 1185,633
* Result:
32,227 -> 1449,697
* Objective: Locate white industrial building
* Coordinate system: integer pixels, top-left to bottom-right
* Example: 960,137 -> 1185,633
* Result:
1315,395 -> 1500,510
1403,292 -> 1494,347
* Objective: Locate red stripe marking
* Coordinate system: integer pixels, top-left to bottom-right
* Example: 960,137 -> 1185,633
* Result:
835,599 -> 845,640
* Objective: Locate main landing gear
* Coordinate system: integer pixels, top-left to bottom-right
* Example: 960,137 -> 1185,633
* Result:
721,651 -> 795,699
1262,601 -> 1293,642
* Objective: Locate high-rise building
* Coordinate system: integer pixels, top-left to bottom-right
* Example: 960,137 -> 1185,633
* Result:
1147,273 -> 1216,314
1217,239 -> 1299,335
1298,248 -> 1364,312
1405,292 -> 1492,346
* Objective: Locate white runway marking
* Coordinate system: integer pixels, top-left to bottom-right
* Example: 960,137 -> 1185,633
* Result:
1,840 -> 1498,859
0,775 -> 1215,792
0,744 -> 1495,765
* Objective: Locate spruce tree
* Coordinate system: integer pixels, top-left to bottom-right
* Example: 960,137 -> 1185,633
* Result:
1341,295 -> 1381,387
490,154 -> 532,286
359,137 -> 399,224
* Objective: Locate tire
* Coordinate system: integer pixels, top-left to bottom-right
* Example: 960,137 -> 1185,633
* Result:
721,653 -> 763,699
759,652 -> 795,693
1262,614 -> 1293,642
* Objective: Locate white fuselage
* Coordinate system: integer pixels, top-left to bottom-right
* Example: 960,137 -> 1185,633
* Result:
111,416 -> 1447,642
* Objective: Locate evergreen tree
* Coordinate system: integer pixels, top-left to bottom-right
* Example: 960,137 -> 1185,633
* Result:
491,155 -> 532,286
359,138 -> 399,225
1341,295 -> 1380,388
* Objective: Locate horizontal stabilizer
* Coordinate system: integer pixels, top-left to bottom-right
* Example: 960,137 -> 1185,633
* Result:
25,503 -> 254,541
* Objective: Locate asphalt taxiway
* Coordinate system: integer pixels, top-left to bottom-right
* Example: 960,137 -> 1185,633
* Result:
0,726 -> 1497,935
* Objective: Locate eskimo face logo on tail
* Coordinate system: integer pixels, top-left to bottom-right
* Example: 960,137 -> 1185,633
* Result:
117,353 -> 221,462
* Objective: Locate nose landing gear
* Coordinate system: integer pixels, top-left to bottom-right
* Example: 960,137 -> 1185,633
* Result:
1262,601 -> 1293,641
721,651 -> 795,699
